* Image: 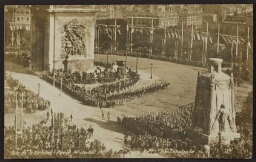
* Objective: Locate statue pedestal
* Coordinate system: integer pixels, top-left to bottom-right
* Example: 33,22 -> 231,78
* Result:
54,58 -> 94,72
187,127 -> 240,145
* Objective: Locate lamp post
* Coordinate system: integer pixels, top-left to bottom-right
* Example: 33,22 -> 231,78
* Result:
150,63 -> 153,79
136,53 -> 138,73
38,83 -> 40,96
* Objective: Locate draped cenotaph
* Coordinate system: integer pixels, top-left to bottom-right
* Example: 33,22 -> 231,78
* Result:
188,58 -> 240,145
30,5 -> 96,72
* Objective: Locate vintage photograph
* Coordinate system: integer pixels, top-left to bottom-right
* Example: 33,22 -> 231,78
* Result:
4,4 -> 253,158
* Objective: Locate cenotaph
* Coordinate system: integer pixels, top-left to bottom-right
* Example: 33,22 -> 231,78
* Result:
188,58 -> 240,145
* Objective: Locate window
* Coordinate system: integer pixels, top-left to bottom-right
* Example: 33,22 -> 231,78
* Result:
27,17 -> 29,21
16,11 -> 20,14
17,17 -> 20,21
21,17 -> 24,21
26,11 -> 29,14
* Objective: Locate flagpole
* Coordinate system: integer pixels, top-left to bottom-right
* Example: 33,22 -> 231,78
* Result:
190,23 -> 193,62
114,18 -> 117,52
53,72 -> 55,87
231,41 -> 234,70
164,21 -> 166,56
181,21 -> 184,59
21,92 -> 23,132
126,24 -> 128,62
97,26 -> 100,53
246,25 -> 249,61
236,23 -> 238,61
217,23 -> 220,54
60,76 -> 62,96
202,33 -> 204,63
150,18 -> 154,58
205,22 -> 208,62
15,91 -> 17,148
131,17 -> 133,53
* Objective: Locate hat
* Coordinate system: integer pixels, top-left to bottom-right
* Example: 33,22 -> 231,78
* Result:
220,104 -> 225,108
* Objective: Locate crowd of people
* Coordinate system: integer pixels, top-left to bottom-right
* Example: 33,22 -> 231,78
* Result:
118,90 -> 253,158
4,74 -> 50,113
120,102 -> 194,152
4,114 -> 120,158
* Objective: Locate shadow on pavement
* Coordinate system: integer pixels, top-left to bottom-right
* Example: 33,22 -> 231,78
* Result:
84,117 -> 125,134
5,61 -> 36,76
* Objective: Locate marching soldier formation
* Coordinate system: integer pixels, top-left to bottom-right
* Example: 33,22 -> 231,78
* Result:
42,61 -> 169,108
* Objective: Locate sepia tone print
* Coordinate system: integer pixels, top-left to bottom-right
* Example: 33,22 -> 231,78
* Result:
4,4 -> 253,158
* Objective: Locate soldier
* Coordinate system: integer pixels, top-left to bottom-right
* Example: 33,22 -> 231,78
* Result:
101,110 -> 104,118
107,111 -> 110,121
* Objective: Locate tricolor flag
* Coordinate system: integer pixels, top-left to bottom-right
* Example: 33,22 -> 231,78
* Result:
10,26 -> 13,31
150,29 -> 154,34
131,28 -> 135,33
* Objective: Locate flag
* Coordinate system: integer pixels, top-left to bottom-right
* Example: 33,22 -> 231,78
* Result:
196,33 -> 200,40
247,42 -> 251,49
131,28 -> 134,33
209,37 -> 212,44
117,29 -> 121,35
106,28 -> 112,39
126,25 -> 129,31
150,29 -> 154,34
222,35 -> 228,43
240,38 -> 246,44
171,32 -> 175,38
167,31 -> 171,38
175,32 -> 178,38
228,36 -> 234,43
238,38 -> 244,45
193,34 -> 196,41
10,26 -> 13,31
232,39 -> 238,45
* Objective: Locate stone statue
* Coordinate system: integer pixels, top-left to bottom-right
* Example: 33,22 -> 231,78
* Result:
218,104 -> 228,132
62,19 -> 86,57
